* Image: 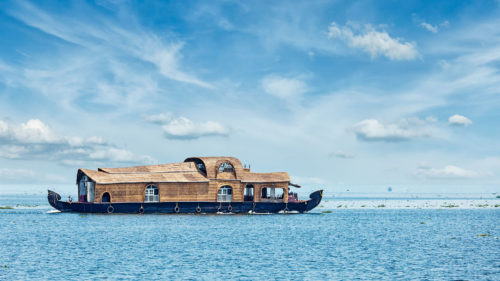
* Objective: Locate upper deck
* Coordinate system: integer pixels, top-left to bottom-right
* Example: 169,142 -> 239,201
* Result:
78,156 -> 290,184
76,157 -> 292,203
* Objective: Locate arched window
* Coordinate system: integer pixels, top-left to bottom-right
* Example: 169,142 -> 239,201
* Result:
196,162 -> 206,174
217,185 -> 233,202
186,158 -> 206,174
145,185 -> 159,202
102,192 -> 111,203
218,162 -> 234,173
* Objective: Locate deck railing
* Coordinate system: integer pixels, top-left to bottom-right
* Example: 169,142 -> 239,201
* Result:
217,194 -> 232,202
145,195 -> 159,202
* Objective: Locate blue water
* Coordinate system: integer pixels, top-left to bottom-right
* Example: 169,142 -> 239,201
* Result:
0,195 -> 499,280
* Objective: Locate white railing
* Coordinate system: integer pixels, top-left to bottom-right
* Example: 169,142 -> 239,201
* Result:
217,194 -> 232,202
145,195 -> 159,202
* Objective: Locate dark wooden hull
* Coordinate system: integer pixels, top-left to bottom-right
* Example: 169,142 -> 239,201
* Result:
47,190 -> 323,214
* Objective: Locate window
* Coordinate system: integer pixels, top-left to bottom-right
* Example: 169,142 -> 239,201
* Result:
217,185 -> 233,202
102,192 -> 111,203
196,163 -> 206,174
244,184 -> 254,201
185,158 -> 207,175
218,162 -> 234,173
145,185 -> 159,202
261,187 -> 284,201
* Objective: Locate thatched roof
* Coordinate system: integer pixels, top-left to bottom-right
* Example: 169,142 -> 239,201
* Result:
241,172 -> 290,183
98,162 -> 197,174
79,169 -> 208,184
78,156 -> 290,185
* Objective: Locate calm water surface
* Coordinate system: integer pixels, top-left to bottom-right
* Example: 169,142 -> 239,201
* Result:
0,195 -> 499,280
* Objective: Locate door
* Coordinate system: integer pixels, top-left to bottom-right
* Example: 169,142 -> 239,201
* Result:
244,185 -> 254,201
87,181 -> 95,203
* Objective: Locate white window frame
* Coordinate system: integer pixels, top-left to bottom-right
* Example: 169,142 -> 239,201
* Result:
145,185 -> 159,202
218,162 -> 234,173
217,186 -> 233,202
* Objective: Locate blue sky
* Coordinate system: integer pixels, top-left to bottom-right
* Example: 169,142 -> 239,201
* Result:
0,0 -> 499,194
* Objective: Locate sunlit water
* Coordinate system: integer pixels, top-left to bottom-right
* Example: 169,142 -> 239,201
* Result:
1,195 -> 499,280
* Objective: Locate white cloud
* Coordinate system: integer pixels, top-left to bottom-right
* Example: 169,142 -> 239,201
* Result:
415,165 -> 491,179
88,147 -> 153,163
0,119 -> 62,145
162,117 -> 229,140
419,20 -> 449,33
420,22 -> 438,33
0,119 -> 154,166
328,22 -> 418,60
145,113 -> 229,140
448,114 -> 472,126
14,119 -> 59,144
0,119 -> 104,147
141,42 -> 213,89
352,119 -> 430,142
261,76 -> 309,99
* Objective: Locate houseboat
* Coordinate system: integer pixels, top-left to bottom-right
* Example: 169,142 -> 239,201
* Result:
48,156 -> 323,214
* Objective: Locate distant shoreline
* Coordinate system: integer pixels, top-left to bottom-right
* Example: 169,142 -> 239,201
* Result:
319,198 -> 500,209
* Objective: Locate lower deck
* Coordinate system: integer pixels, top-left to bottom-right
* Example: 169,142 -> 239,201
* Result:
48,190 -> 323,214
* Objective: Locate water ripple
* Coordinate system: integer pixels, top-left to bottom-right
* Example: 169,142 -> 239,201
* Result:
0,197 -> 499,280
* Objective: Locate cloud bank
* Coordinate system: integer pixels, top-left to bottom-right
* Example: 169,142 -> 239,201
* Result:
0,119 -> 154,166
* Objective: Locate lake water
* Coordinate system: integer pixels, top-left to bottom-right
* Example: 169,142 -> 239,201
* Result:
0,195 -> 499,280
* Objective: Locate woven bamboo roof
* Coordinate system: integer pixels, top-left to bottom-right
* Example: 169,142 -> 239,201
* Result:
98,162 -> 197,174
80,168 -> 208,184
241,172 -> 290,183
78,156 -> 290,184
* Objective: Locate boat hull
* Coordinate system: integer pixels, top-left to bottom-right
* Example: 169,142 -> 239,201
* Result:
48,189 -> 323,214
